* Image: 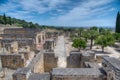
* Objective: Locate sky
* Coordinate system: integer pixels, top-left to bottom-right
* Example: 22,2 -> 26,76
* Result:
0,0 -> 120,27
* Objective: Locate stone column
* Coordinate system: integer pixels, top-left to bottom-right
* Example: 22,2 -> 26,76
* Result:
44,32 -> 46,41
36,35 -> 39,44
41,34 -> 43,43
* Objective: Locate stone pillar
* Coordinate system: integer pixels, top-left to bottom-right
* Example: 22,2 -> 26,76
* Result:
44,32 -> 46,41
41,34 -> 43,43
36,35 -> 39,44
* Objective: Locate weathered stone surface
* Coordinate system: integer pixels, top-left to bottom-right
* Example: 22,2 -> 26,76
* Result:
52,68 -> 105,80
43,39 -> 55,52
44,52 -> 57,72
12,68 -> 31,80
0,28 -> 46,51
67,51 -> 81,68
102,57 -> 120,80
0,53 -> 25,69
84,62 -> 100,68
80,51 -> 95,67
27,51 -> 44,73
28,73 -> 50,80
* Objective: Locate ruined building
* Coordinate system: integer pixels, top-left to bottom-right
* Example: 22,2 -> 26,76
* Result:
102,57 -> 120,80
0,28 -> 46,51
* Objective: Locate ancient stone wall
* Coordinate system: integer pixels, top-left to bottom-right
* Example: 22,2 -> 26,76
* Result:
67,52 -> 81,68
44,52 -> 58,72
19,52 -> 30,60
33,53 -> 44,73
102,57 -> 120,80
43,40 -> 55,52
80,52 -> 95,67
52,76 -> 105,80
13,74 -> 26,80
0,54 -> 25,69
4,28 -> 41,34
12,68 -> 31,80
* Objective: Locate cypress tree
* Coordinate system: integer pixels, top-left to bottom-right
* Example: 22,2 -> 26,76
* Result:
116,12 -> 120,33
3,13 -> 7,25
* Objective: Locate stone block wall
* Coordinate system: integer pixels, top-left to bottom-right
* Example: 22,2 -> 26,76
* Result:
0,54 -> 25,69
33,53 -> 44,73
80,53 -> 95,67
52,75 -> 105,80
43,40 -> 54,52
13,73 -> 26,80
67,52 -> 81,68
102,57 -> 120,80
19,52 -> 30,60
44,52 -> 58,72
12,68 -> 31,80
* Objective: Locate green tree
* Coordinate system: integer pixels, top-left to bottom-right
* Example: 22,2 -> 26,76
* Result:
78,27 -> 84,37
114,33 -> 120,42
82,30 -> 89,42
0,15 -> 4,24
99,27 -> 105,34
115,12 -> 120,33
95,34 -> 115,52
72,38 -> 86,51
8,17 -> 12,25
88,29 -> 99,49
90,26 -> 98,31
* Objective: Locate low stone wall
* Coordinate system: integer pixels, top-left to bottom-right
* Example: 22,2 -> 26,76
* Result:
52,68 -> 106,80
12,68 -> 31,80
44,52 -> 58,72
27,51 -> 44,73
0,54 -> 25,69
80,52 -> 95,67
33,52 -> 44,73
52,76 -> 104,80
67,52 -> 81,68
96,55 -> 108,63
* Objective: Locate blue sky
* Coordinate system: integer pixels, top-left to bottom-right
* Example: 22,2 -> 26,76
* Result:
0,0 -> 120,27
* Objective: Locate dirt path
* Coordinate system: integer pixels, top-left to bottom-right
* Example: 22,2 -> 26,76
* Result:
54,36 -> 67,68
106,46 -> 120,58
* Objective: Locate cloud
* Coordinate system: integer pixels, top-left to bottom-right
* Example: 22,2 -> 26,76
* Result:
0,0 -> 117,26
19,0 -> 69,13
7,11 -> 33,20
50,0 -> 115,26
0,0 -> 19,13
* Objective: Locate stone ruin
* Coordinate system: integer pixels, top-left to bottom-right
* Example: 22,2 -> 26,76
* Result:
0,28 -> 119,80
12,50 -> 107,80
102,57 -> 120,80
0,28 -> 46,51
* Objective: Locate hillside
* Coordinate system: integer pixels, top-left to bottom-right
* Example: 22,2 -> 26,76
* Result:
0,14 -> 52,29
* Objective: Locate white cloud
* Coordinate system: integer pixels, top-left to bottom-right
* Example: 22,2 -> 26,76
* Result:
19,0 -> 69,13
7,11 -> 33,20
0,0 -> 116,26
50,0 -> 115,26
0,0 -> 19,13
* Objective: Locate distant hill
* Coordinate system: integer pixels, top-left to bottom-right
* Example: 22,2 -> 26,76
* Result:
0,14 -> 115,31
0,14 -> 54,29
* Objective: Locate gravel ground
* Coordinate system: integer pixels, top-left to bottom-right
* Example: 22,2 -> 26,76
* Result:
106,46 -> 120,58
